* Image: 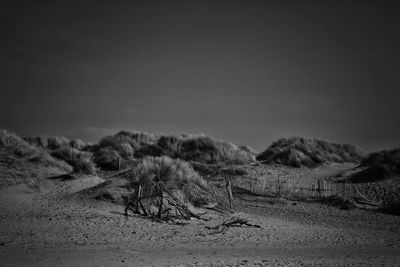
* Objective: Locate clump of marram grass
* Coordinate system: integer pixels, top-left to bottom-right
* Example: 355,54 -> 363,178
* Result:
358,148 -> 400,180
51,146 -> 96,174
239,145 -> 258,156
93,147 -> 121,170
0,129 -> 38,157
257,137 -> 364,167
28,149 -> 73,173
25,135 -> 71,150
99,134 -> 140,151
24,136 -> 49,149
108,132 -> 253,165
130,156 -> 208,203
46,136 -> 70,150
69,139 -> 86,150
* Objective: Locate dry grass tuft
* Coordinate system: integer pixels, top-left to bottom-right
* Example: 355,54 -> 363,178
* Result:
25,135 -> 71,150
129,156 -> 208,202
100,132 -> 253,165
0,129 -> 38,157
93,147 -> 121,170
51,146 -> 96,174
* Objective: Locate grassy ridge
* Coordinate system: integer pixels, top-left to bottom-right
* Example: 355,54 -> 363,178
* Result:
349,148 -> 400,183
256,137 -> 364,167
0,130 -> 72,173
93,132 -> 253,169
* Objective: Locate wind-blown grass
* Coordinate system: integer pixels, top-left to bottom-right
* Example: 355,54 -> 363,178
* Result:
257,137 -> 364,167
135,135 -> 253,165
51,146 -> 96,174
348,148 -> 400,183
25,135 -> 71,150
97,132 -> 253,166
1,130 -> 73,172
93,147 -> 121,170
129,156 -> 209,204
0,129 -> 39,157
360,148 -> 400,175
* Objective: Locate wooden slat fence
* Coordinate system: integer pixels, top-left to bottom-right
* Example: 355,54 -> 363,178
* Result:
230,175 -> 358,200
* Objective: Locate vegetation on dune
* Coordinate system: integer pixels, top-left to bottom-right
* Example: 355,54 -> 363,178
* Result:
0,130 -> 39,157
1,130 -> 73,172
239,145 -> 258,156
349,148 -> 400,183
25,135 -> 87,151
94,132 -> 253,168
190,161 -> 248,177
129,156 -> 209,204
51,146 -> 96,174
27,149 -> 73,172
93,147 -> 122,170
361,148 -> 400,174
69,139 -> 87,150
256,137 -> 364,167
137,135 -> 253,165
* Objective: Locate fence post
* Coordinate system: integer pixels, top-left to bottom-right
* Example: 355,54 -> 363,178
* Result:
225,174 -> 234,210
277,177 -> 281,198
318,180 -> 321,198
136,185 -> 142,213
157,184 -> 163,218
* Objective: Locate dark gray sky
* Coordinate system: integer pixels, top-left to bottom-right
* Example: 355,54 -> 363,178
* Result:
1,1 -> 400,152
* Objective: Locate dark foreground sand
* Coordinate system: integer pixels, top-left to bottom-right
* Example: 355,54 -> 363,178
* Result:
1,176 -> 399,266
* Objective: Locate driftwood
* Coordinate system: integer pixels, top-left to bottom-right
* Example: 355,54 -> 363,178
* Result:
123,183 -> 207,224
206,217 -> 261,234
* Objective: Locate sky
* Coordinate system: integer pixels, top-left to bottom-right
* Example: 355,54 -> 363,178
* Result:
1,1 -> 400,152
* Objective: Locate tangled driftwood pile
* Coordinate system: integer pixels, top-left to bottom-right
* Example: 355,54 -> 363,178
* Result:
122,183 -> 206,223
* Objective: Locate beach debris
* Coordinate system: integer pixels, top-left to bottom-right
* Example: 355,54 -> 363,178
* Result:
206,217 -> 261,234
122,184 -> 207,224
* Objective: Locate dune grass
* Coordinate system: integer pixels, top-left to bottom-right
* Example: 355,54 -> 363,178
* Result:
135,135 -> 253,165
51,146 -> 96,174
0,130 -> 39,157
129,156 -> 209,205
93,147 -> 121,170
95,132 -> 253,167
257,137 -> 364,167
1,130 -> 73,173
359,148 -> 400,178
27,149 -> 73,172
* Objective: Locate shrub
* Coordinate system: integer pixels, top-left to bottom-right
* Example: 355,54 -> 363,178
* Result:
128,131 -> 157,146
361,148 -> 400,172
257,137 -> 364,167
97,131 -> 253,165
349,148 -> 400,182
51,146 -> 96,174
156,135 -> 182,157
215,141 -> 253,164
28,149 -> 73,173
130,156 -> 208,199
47,136 -> 70,150
0,130 -> 38,157
99,134 -> 140,151
239,145 -> 258,156
24,136 -> 49,149
134,144 -> 164,158
94,147 -> 121,170
69,139 -> 86,150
